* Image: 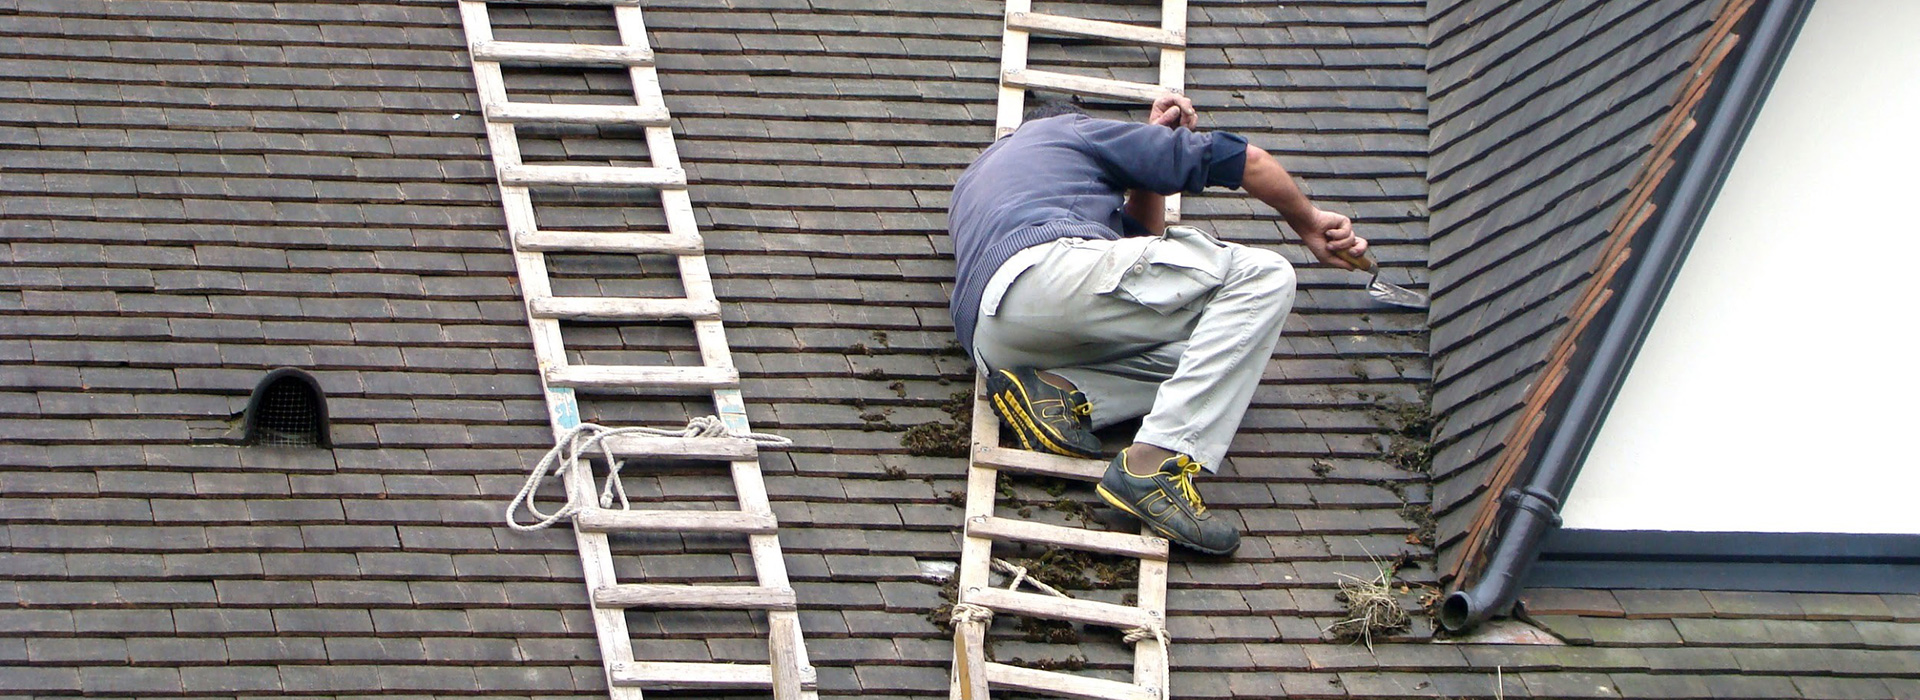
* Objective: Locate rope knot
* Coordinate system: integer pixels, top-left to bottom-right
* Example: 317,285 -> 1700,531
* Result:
1122,622 -> 1171,647
949,602 -> 995,627
1124,621 -> 1174,700
683,415 -> 733,438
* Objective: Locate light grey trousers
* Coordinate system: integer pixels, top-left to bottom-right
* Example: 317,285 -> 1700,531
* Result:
972,226 -> 1297,471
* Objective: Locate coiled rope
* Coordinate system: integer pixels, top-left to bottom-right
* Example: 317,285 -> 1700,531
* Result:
949,557 -> 1172,700
505,419 -> 792,532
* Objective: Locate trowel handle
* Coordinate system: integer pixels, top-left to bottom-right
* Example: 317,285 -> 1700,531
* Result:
1332,249 -> 1377,273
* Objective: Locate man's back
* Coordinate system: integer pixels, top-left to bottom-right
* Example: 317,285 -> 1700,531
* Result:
946,114 -> 1246,347
950,115 -> 1147,254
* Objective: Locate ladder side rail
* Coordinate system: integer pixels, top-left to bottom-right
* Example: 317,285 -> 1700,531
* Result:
995,0 -> 1035,138
952,374 -> 1000,700
1159,0 -> 1189,223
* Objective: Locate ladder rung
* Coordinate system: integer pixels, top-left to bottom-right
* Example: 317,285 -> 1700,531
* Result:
574,508 -> 776,534
611,661 -> 771,689
515,229 -> 704,255
471,39 -> 655,67
486,101 -> 671,126
546,365 -> 739,391
973,445 -> 1106,482
967,515 -> 1168,560
963,586 -> 1156,630
984,663 -> 1159,700
529,295 -> 720,321
599,435 -> 760,461
1006,11 -> 1185,48
1002,68 -> 1171,104
594,584 -> 796,610
499,164 -> 687,189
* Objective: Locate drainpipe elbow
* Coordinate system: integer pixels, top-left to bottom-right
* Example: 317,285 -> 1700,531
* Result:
1438,486 -> 1562,633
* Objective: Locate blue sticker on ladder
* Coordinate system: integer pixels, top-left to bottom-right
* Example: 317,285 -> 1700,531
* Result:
715,390 -> 749,433
548,387 -> 581,429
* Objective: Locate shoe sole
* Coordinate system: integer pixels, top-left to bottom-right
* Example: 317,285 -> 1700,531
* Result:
1095,483 -> 1238,556
986,371 -> 1101,459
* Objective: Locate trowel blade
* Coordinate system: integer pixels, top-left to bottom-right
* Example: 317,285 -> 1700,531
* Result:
1367,276 -> 1429,310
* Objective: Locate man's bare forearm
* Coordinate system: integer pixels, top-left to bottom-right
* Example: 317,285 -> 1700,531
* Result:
1239,145 -> 1317,231
1239,144 -> 1365,268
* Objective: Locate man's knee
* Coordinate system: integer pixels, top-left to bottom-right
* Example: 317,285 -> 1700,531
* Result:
1231,247 -> 1296,296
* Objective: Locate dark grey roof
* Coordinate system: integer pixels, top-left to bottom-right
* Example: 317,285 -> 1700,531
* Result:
0,0 -> 1435,696
1423,0 -> 1720,578
3,0 -> 1916,698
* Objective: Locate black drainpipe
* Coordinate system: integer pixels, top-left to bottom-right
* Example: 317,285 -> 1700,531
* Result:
1438,0 -> 1815,633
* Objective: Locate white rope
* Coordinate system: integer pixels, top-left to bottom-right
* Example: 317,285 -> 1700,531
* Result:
990,558 -> 1069,598
949,602 -> 995,627
1123,621 -> 1174,700
504,419 -> 792,532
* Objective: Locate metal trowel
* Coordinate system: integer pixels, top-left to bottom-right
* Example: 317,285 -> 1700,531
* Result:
1335,250 -> 1428,310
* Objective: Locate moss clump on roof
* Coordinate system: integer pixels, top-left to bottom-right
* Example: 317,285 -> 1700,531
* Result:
902,389 -> 973,457
1369,391 -> 1435,474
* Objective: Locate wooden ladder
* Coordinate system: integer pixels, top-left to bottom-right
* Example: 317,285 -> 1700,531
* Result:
952,376 -> 1174,700
950,3 -> 1191,698
994,0 -> 1190,222
456,2 -> 815,699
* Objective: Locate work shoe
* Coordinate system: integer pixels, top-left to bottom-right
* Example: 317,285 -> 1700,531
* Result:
1096,452 -> 1241,555
985,367 -> 1103,458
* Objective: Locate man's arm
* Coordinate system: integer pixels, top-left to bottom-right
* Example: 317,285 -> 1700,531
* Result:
1117,96 -> 1365,269
1121,94 -> 1198,234
1241,144 -> 1367,270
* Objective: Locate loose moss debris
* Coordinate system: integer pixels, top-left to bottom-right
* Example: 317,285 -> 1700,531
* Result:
1006,656 -> 1086,672
1400,501 -> 1436,547
1003,547 -> 1139,592
926,575 -> 961,632
901,389 -> 972,457
1370,392 -> 1435,473
1325,557 -> 1412,649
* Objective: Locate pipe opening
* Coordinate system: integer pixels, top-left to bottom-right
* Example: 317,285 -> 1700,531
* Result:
1439,591 -> 1475,632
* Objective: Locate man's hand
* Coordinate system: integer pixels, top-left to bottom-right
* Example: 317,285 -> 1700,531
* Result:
1291,208 -> 1368,271
1148,93 -> 1197,129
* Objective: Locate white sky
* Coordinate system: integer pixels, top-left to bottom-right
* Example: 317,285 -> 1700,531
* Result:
1559,0 -> 1920,534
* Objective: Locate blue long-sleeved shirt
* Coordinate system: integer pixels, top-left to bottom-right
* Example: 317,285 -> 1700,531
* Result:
946,114 -> 1248,348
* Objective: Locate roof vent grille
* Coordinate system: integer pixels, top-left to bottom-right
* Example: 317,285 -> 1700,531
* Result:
243,368 -> 329,447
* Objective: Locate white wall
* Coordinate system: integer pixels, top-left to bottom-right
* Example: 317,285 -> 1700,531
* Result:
1559,0 -> 1920,534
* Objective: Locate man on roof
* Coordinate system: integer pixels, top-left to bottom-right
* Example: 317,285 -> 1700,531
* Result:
947,94 -> 1366,555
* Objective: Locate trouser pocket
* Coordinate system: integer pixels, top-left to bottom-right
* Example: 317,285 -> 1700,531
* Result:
1107,226 -> 1233,314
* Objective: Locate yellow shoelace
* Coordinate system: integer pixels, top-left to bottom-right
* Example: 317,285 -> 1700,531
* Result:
1167,457 -> 1207,516
1072,401 -> 1091,420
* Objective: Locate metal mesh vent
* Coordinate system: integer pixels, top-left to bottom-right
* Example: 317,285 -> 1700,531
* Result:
243,369 -> 329,447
